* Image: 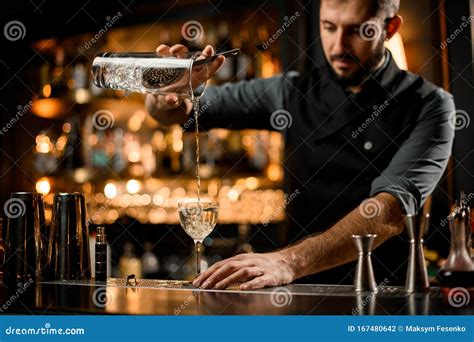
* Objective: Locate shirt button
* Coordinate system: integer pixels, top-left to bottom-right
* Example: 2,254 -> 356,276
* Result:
363,141 -> 373,151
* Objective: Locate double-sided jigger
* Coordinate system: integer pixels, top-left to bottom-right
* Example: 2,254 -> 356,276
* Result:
352,234 -> 378,292
404,213 -> 430,293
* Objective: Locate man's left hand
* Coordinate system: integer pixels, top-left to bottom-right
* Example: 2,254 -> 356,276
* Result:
192,252 -> 296,290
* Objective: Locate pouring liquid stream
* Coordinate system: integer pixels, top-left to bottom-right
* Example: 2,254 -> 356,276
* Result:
192,97 -> 201,208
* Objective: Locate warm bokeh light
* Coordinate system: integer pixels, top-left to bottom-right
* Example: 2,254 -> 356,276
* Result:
245,177 -> 259,190
171,127 -> 183,153
267,163 -> 283,182
128,114 -> 143,132
227,188 -> 240,202
55,135 -> 67,151
62,122 -> 71,133
128,150 -> 141,163
42,84 -> 51,98
35,134 -> 53,154
36,178 -> 51,195
74,88 -> 90,104
126,179 -> 141,194
74,168 -> 89,183
31,98 -> 67,119
104,182 -> 118,199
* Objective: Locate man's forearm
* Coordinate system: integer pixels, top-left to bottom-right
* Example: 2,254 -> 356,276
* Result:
281,192 -> 405,280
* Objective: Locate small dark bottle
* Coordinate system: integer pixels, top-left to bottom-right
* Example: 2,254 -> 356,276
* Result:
95,227 -> 107,282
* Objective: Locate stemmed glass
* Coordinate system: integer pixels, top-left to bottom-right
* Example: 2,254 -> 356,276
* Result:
178,200 -> 218,275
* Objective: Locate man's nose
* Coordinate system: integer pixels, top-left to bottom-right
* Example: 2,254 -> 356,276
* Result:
333,29 -> 350,55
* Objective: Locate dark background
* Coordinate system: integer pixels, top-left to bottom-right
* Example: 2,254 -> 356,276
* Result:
0,0 -> 472,262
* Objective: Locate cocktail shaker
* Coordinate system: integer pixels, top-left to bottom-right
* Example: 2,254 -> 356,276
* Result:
48,193 -> 91,280
3,192 -> 47,287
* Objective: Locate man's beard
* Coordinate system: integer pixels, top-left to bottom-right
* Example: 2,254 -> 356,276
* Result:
329,41 -> 386,88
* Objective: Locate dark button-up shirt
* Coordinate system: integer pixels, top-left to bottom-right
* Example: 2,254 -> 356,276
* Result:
190,51 -> 455,284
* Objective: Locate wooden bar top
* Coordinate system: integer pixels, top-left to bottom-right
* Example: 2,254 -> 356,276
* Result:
1,279 -> 472,315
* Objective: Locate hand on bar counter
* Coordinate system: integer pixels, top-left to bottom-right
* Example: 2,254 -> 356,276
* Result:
192,252 -> 296,290
193,193 -> 404,290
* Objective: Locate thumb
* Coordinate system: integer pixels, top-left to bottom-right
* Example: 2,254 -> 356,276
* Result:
164,94 -> 181,108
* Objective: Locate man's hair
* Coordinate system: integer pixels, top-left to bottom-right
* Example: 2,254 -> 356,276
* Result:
372,0 -> 400,17
321,0 -> 400,18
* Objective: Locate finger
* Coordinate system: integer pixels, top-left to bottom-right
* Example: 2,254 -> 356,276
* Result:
208,55 -> 225,75
214,267 -> 263,290
193,261 -> 225,286
170,44 -> 189,56
201,45 -> 215,57
193,254 -> 249,286
201,261 -> 250,289
240,275 -> 272,290
164,94 -> 180,107
201,265 -> 236,289
156,44 -> 171,56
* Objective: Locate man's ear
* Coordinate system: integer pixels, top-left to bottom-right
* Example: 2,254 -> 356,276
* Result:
385,15 -> 403,40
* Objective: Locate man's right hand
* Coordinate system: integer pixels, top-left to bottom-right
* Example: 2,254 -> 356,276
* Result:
145,44 -> 225,126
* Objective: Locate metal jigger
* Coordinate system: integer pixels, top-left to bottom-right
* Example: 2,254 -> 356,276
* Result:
404,213 -> 430,293
352,234 -> 378,292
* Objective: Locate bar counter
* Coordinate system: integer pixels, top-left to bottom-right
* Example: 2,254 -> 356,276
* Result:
1,279 -> 472,315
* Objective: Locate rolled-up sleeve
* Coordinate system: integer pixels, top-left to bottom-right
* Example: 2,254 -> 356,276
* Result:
370,89 -> 455,214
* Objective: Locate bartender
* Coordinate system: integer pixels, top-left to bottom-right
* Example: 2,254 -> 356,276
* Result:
146,0 -> 455,289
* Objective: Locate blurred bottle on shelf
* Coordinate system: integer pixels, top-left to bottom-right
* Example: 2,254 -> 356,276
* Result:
215,22 -> 235,82
50,47 -> 68,97
63,115 -> 84,171
111,128 -> 127,173
118,242 -> 142,278
234,29 -> 255,80
141,242 -> 160,279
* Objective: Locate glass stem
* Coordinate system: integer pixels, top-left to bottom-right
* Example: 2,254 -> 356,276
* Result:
195,240 -> 202,275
